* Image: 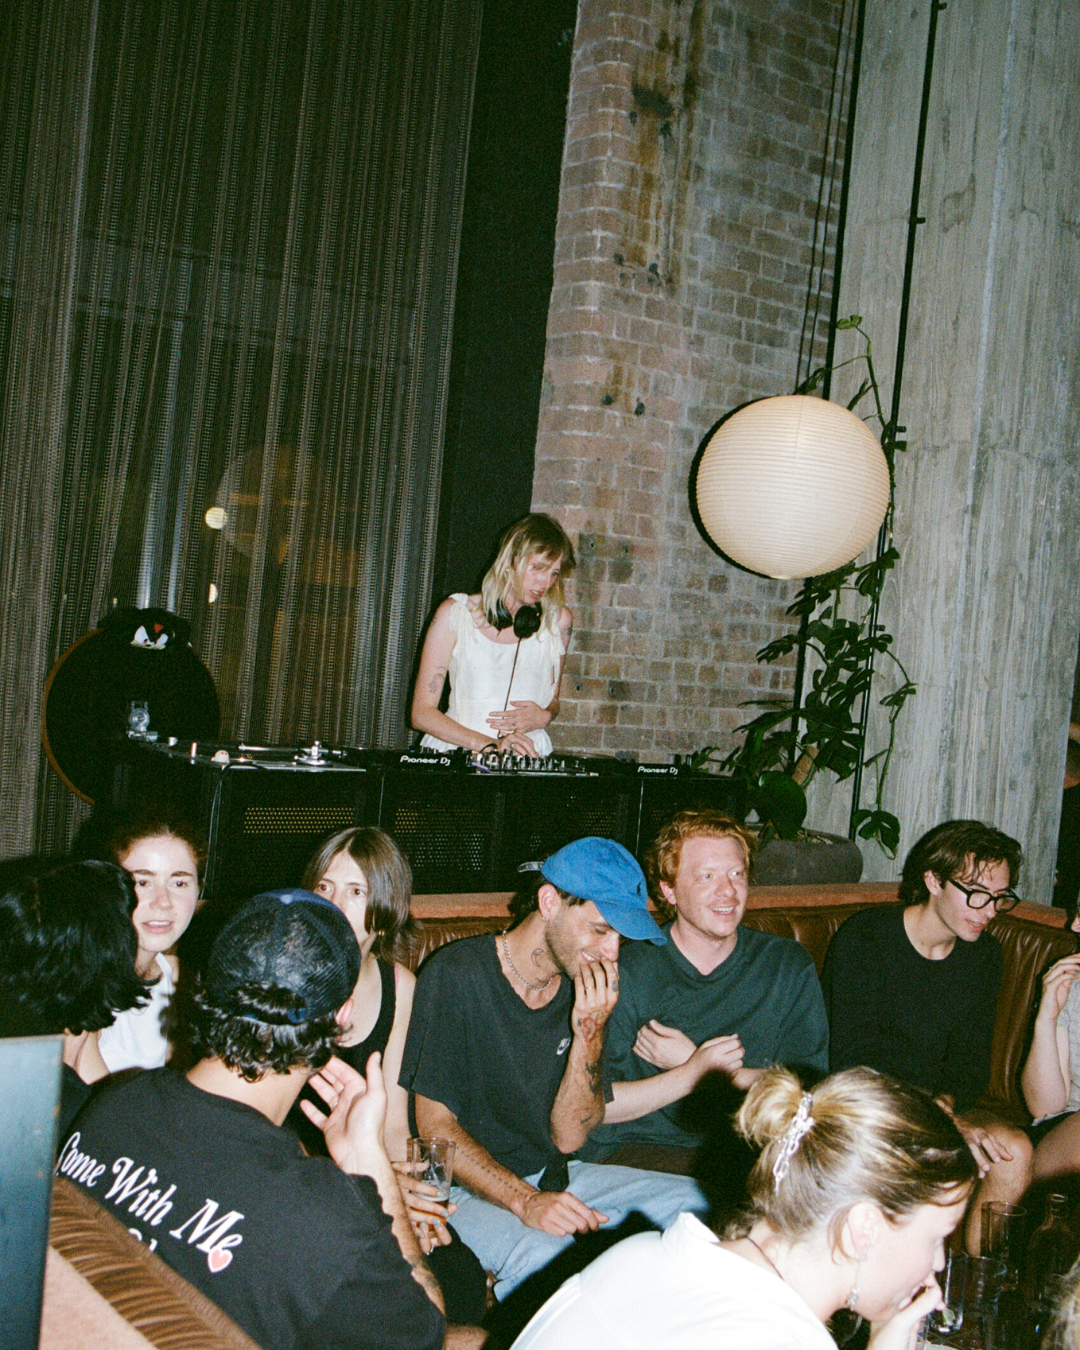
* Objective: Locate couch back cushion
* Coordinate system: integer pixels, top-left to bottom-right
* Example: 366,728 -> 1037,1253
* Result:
985,914 -> 1076,1108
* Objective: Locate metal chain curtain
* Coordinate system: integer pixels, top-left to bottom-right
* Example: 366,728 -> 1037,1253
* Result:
0,0 -> 482,855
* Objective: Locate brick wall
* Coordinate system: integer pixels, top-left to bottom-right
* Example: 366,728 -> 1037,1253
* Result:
534,0 -> 845,758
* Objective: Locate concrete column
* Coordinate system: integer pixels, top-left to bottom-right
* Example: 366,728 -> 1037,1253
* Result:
826,0 -> 1080,897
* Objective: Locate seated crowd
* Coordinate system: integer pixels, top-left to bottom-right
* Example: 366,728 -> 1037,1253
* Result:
6,806 -> 1080,1348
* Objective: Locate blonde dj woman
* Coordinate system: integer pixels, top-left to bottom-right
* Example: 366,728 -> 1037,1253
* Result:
411,514 -> 574,759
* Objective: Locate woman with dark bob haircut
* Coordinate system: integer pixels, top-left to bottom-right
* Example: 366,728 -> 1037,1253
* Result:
297,827 -> 488,1321
0,857 -> 148,1134
512,1066 -> 978,1350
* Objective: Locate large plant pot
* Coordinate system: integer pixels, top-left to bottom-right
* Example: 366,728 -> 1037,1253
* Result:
751,832 -> 863,886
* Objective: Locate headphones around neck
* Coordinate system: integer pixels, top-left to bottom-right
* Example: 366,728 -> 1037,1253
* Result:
492,600 -> 542,639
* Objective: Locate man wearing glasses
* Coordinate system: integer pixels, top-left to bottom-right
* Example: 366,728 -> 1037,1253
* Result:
822,819 -> 1033,1252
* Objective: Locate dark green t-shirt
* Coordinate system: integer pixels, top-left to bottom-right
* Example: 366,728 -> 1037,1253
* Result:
582,923 -> 829,1154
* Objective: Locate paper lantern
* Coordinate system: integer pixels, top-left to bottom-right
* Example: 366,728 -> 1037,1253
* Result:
695,394 -> 890,580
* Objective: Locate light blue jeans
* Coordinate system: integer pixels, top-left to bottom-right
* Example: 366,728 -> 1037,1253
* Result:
447,1159 -> 706,1299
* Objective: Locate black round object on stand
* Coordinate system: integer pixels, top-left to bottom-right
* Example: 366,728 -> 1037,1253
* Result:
43,607 -> 220,805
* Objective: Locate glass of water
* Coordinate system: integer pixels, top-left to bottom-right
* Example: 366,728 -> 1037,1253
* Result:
408,1136 -> 455,1201
924,1252 -> 966,1343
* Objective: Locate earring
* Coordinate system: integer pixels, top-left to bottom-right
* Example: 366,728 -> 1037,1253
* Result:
846,1264 -> 861,1313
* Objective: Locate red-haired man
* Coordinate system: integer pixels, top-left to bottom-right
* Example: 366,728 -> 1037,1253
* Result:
581,810 -> 828,1171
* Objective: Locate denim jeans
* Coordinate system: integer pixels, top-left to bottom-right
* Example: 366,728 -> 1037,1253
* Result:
447,1159 -> 706,1299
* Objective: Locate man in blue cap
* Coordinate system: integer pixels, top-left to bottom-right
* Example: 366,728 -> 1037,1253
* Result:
401,837 -> 706,1303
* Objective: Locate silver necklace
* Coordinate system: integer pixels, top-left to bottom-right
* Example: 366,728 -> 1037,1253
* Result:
499,932 -> 556,992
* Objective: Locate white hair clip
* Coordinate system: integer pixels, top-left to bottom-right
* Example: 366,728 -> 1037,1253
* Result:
772,1092 -> 815,1190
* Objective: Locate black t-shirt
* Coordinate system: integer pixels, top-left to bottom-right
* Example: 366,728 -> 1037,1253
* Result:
401,934 -> 608,1177
57,1069 -> 444,1350
59,1063 -> 93,1143
820,903 -> 1003,1113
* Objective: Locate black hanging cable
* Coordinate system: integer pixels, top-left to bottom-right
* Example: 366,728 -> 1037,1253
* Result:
789,0 -> 863,770
846,0 -> 944,837
502,640 -> 522,716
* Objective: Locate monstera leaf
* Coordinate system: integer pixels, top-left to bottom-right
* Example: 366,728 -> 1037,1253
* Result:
753,771 -> 807,840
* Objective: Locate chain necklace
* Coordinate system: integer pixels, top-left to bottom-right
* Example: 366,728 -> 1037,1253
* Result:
746,1236 -> 785,1284
499,932 -> 557,992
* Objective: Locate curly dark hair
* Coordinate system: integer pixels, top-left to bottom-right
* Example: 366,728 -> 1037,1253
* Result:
899,819 -> 1023,905
506,871 -> 586,926
105,809 -> 207,872
0,857 -> 147,1037
181,981 -> 342,1081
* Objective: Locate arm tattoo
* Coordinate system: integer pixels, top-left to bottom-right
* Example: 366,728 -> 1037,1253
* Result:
427,667 -> 447,695
408,1259 -> 444,1310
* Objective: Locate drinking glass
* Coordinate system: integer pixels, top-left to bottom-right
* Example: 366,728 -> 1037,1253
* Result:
981,1201 -> 1026,1290
956,1256 -> 1007,1350
408,1136 -> 455,1201
925,1252 -> 966,1343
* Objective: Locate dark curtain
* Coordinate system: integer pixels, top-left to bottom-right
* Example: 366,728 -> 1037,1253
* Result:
0,0 -> 482,853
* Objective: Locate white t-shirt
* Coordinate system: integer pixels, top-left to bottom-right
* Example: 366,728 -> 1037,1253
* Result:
511,1213 -> 836,1350
98,953 -> 174,1072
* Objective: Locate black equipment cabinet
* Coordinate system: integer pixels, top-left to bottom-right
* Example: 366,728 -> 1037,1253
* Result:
111,744 -> 743,896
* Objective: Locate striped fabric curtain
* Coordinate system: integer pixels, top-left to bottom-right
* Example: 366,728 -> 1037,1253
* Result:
0,0 -> 482,853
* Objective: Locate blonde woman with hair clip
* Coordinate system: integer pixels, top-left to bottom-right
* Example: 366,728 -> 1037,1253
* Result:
511,1066 -> 978,1350
411,513 -> 574,758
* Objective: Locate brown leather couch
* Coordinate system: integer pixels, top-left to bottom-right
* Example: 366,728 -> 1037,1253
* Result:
409,882 -> 1076,1119
41,883 -> 1073,1346
43,1176 -> 259,1349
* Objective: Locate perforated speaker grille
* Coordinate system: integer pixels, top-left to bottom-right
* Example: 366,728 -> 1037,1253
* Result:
243,805 -> 356,834
506,782 -> 633,884
637,777 -> 744,858
383,782 -> 502,891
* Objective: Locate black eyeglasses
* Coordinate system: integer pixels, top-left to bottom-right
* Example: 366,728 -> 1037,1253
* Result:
948,878 -> 1021,913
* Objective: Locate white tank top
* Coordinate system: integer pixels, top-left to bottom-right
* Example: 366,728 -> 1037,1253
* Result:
98,953 -> 174,1072
420,594 -> 565,756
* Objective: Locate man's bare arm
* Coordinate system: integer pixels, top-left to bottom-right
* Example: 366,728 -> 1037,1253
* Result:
416,1094 -> 534,1213
550,959 -> 618,1153
604,1033 -> 747,1123
415,1095 -> 606,1237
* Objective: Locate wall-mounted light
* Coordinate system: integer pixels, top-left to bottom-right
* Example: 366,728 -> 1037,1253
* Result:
695,394 -> 889,580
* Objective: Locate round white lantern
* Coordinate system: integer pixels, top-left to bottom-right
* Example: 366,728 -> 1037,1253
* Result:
695,394 -> 890,580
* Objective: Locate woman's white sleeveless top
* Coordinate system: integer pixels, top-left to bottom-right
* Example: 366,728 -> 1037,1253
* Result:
420,594 -> 565,756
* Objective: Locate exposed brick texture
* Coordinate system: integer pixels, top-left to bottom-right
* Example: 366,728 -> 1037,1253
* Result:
535,0 -> 844,758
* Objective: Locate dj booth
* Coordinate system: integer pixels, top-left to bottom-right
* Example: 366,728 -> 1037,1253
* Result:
111,742 -> 745,897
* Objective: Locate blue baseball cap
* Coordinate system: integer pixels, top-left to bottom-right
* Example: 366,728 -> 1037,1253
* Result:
541,838 -> 666,945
